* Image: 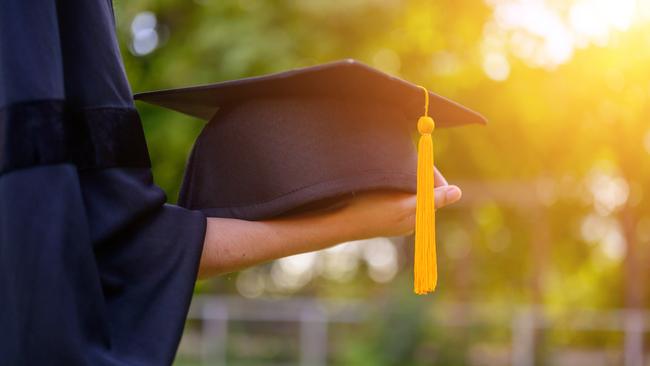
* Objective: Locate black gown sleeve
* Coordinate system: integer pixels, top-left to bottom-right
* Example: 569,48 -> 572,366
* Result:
0,1 -> 207,365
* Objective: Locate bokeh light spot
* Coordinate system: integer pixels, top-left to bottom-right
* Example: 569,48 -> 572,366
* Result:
482,51 -> 510,81
130,11 -> 159,56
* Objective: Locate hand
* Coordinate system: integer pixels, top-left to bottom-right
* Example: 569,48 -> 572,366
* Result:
327,167 -> 462,240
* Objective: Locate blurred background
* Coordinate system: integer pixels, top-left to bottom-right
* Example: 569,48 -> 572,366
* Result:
114,0 -> 650,365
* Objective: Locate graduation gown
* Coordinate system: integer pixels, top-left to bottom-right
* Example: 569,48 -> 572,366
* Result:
0,1 -> 206,365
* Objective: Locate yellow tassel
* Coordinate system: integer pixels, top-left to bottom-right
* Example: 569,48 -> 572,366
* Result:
414,86 -> 437,295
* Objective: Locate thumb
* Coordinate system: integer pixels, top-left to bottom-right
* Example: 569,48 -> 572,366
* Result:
435,185 -> 462,209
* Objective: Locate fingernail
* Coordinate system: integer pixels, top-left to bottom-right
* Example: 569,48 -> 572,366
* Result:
445,186 -> 462,204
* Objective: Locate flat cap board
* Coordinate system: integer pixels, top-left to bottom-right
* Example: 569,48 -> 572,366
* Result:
134,59 -> 487,127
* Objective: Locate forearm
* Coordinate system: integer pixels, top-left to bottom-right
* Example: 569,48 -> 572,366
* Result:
198,211 -> 349,279
197,185 -> 461,279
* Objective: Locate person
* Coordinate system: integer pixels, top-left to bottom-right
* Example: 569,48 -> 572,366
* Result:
0,0 -> 462,365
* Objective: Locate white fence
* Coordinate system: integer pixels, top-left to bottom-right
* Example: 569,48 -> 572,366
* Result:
177,296 -> 650,366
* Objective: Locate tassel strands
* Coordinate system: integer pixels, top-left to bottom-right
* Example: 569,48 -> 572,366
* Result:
413,86 -> 437,295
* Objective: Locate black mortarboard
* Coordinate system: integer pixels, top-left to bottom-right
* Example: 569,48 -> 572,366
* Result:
135,59 -> 485,219
135,59 -> 486,294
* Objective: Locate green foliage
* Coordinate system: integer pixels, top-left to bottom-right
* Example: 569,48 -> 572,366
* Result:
114,0 -> 650,363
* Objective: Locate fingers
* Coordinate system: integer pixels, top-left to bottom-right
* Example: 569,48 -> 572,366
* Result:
434,166 -> 448,187
434,185 -> 462,209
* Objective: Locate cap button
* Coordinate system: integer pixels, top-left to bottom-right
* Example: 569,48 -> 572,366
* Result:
418,116 -> 435,134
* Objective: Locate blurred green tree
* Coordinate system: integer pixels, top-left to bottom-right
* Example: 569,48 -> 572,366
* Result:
114,0 -> 650,363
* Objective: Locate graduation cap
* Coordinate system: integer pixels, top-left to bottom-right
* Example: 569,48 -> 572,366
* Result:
135,59 -> 486,294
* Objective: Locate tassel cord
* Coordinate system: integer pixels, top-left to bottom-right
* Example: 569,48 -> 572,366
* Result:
413,86 -> 438,295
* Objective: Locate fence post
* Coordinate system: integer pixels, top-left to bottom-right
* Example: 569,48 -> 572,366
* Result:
512,308 -> 536,366
299,303 -> 328,366
201,300 -> 229,366
623,309 -> 644,366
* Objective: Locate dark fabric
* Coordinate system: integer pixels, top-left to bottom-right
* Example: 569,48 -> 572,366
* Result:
178,96 -> 417,220
0,101 -> 150,174
0,167 -> 205,366
0,0 -> 132,107
0,1 -> 206,365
